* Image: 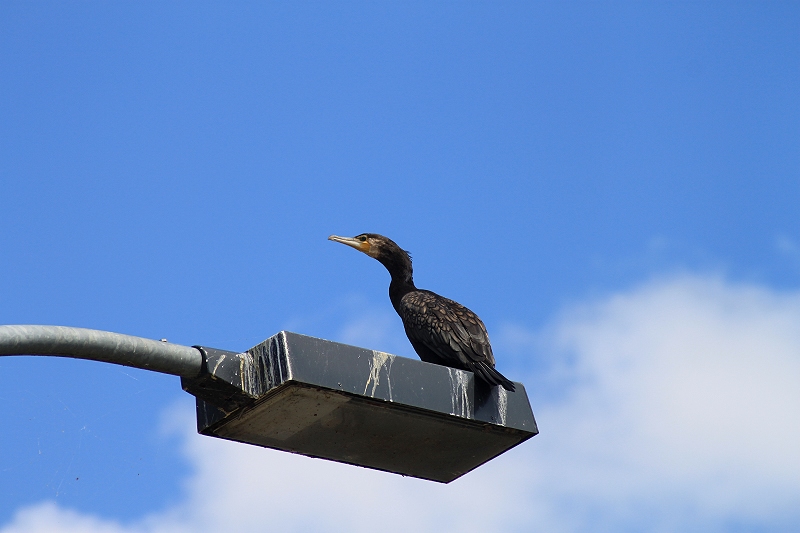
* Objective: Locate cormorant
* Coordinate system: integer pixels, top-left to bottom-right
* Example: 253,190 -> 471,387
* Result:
328,233 -> 516,392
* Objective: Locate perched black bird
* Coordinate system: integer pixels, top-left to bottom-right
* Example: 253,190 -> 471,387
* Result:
328,233 -> 515,392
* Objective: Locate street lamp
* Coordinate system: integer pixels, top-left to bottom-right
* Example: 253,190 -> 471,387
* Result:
1,325 -> 537,483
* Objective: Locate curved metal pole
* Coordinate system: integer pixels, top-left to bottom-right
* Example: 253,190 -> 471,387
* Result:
0,325 -> 203,378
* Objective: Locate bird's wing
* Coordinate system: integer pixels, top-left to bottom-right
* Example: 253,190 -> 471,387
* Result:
400,290 -> 496,368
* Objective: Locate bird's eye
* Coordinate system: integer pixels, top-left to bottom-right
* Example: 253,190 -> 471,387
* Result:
358,235 -> 367,242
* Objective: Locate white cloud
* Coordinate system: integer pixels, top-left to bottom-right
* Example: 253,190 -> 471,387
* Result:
3,275 -> 800,532
533,276 -> 800,530
0,503 -> 131,533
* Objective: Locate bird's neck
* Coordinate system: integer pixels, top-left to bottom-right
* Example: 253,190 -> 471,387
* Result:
386,266 -> 416,313
376,248 -> 415,312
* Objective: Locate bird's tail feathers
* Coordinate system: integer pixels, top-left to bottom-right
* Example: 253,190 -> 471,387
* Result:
471,362 -> 516,392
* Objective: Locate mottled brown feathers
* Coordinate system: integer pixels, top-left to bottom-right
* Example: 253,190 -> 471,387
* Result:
329,233 -> 515,392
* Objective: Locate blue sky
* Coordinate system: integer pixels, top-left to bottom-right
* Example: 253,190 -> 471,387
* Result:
1,2 -> 798,532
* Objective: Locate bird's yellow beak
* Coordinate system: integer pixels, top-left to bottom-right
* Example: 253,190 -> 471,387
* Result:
328,235 -> 371,254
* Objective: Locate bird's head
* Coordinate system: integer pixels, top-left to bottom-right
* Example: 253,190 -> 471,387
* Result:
328,233 -> 413,280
